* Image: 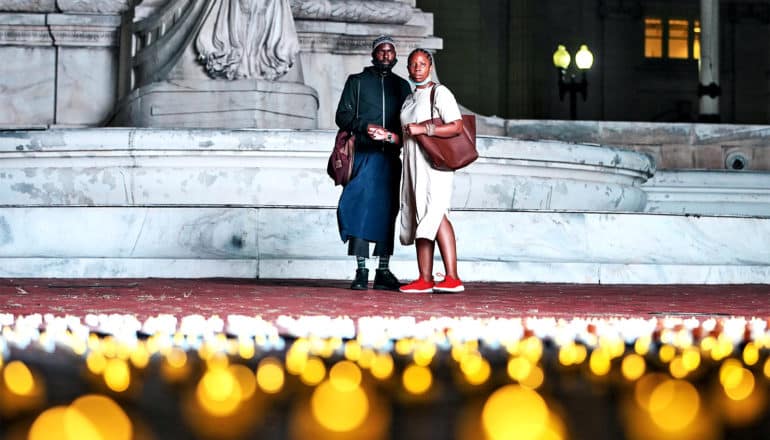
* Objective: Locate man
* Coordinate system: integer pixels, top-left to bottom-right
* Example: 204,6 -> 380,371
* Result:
335,35 -> 412,290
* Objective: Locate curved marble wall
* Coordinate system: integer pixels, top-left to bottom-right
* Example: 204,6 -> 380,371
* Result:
0,128 -> 654,211
1,129 -> 768,284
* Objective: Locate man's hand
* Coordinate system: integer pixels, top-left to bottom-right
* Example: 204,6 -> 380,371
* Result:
367,124 -> 388,141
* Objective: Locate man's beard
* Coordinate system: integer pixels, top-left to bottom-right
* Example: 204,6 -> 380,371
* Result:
372,58 -> 398,72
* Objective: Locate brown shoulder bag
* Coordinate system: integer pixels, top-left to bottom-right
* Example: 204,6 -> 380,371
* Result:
413,84 -> 478,171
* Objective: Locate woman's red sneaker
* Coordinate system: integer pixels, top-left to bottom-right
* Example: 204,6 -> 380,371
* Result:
433,275 -> 464,293
399,278 -> 434,293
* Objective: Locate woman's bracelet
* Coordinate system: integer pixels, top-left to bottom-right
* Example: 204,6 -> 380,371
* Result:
425,123 -> 436,136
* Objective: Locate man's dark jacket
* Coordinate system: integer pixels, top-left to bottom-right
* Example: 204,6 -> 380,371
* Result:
334,66 -> 412,250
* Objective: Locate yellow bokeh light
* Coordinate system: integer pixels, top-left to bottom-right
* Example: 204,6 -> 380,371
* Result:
300,357 -> 327,386
196,368 -> 242,416
558,343 -> 577,366
720,359 -> 744,386
103,358 -> 131,393
648,379 -> 700,432
129,344 -> 150,369
621,354 -> 646,381
507,356 -> 532,382
482,385 -> 549,440
574,344 -> 587,365
86,352 -> 107,375
413,341 -> 437,367
344,340 -> 362,361
329,360 -> 362,392
681,347 -> 701,372
520,365 -> 544,390
402,364 -> 432,395
723,367 -> 755,401
29,406 -> 69,440
206,352 -> 229,370
256,357 -> 285,394
634,336 -> 651,356
4,360 -> 35,396
464,357 -> 491,386
370,353 -> 394,380
764,357 -> 770,379
286,347 -> 308,375
700,336 -> 716,353
658,344 -> 676,363
358,348 -> 375,369
229,364 -> 257,400
65,406 -> 102,440
69,394 -> 133,440
669,356 -> 688,379
634,373 -> 666,411
238,339 -> 255,360
166,347 -> 187,369
743,342 -> 759,366
589,348 -> 611,376
310,380 -> 369,432
395,338 -> 414,356
521,337 -> 543,363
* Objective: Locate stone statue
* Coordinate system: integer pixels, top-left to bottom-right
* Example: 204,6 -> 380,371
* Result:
195,0 -> 299,81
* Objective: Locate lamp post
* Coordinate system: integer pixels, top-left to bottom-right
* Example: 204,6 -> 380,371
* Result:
553,44 -> 594,120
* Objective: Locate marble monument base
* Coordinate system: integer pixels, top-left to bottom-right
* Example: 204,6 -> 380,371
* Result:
110,80 -> 319,129
0,207 -> 768,284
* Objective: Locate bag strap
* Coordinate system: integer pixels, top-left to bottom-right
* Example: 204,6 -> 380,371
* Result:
429,84 -> 437,121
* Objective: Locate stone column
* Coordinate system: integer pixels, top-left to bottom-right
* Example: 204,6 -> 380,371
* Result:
698,0 -> 720,121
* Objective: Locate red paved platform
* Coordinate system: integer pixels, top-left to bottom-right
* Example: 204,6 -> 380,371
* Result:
2,278 -> 769,321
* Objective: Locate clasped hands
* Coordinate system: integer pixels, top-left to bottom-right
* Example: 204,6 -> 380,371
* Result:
367,122 -> 436,142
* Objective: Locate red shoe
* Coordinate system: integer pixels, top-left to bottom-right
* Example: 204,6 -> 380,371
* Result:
434,275 -> 464,293
399,278 -> 434,293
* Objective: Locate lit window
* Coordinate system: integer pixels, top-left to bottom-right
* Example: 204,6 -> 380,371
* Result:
645,18 -> 663,58
668,19 -> 689,59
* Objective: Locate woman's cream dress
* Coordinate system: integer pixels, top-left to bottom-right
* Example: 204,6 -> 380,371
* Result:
399,84 -> 462,245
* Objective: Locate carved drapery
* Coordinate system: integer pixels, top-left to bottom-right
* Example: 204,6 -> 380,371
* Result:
290,0 -> 413,24
195,0 -> 299,80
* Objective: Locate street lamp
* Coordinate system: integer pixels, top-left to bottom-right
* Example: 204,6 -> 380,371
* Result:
553,44 -> 594,120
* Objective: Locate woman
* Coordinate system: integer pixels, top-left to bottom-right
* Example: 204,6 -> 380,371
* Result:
398,48 -> 464,294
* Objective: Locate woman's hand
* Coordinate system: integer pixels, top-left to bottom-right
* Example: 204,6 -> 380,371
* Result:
404,123 -> 427,136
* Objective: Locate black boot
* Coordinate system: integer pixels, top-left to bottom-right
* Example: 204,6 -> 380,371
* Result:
350,268 -> 369,290
373,269 -> 402,291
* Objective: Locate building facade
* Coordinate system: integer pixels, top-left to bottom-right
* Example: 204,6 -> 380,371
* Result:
419,0 -> 770,124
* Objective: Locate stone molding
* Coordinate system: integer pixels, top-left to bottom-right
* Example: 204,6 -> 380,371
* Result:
0,0 -> 129,12
298,32 -> 440,54
56,0 -> 130,14
49,25 -> 118,46
0,22 -> 119,46
290,0 -> 413,24
0,24 -> 51,44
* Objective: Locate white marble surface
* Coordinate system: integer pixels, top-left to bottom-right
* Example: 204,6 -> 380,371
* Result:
56,47 -> 118,126
0,46 -> 55,127
643,170 -> 770,216
0,12 -> 121,128
0,207 -> 256,258
1,207 -> 768,283
0,129 -> 654,212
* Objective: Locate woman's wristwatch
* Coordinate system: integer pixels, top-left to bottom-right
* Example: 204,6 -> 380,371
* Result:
386,132 -> 393,143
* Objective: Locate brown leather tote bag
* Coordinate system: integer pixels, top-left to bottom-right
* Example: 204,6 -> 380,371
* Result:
413,84 -> 478,171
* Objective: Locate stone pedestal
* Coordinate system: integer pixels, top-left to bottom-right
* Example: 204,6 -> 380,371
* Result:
0,11 -> 123,128
112,79 -> 319,129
